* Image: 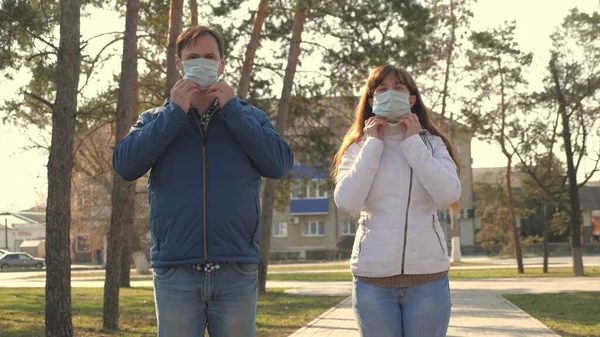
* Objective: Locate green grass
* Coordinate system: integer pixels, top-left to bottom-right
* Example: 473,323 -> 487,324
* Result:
266,266 -> 600,282
0,288 -> 344,337
269,264 -> 348,272
449,262 -> 489,267
268,261 -> 484,272
25,271 -> 135,280
490,252 -> 542,259
450,266 -> 600,279
505,292 -> 600,337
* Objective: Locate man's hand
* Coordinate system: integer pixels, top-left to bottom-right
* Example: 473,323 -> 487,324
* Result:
399,113 -> 422,138
170,80 -> 201,113
363,116 -> 388,140
207,81 -> 236,106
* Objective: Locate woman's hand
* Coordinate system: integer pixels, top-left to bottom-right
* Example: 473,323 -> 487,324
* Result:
363,116 -> 388,140
399,113 -> 422,138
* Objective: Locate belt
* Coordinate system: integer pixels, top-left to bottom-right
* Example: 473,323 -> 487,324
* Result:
191,262 -> 221,273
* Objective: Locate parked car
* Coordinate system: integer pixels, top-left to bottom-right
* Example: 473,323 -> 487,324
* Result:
0,249 -> 8,256
0,252 -> 45,271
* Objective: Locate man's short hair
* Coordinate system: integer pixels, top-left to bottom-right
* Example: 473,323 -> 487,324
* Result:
176,25 -> 225,58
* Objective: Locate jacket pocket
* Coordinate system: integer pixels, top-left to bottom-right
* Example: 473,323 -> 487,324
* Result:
250,187 -> 260,248
151,192 -> 160,251
432,214 -> 445,256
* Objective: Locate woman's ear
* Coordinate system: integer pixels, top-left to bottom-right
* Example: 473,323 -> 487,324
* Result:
368,98 -> 374,108
409,95 -> 417,108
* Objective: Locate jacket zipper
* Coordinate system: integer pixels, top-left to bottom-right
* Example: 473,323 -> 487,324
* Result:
250,188 -> 260,247
400,168 -> 414,274
151,192 -> 159,251
202,133 -> 208,262
193,111 -> 217,263
432,214 -> 445,255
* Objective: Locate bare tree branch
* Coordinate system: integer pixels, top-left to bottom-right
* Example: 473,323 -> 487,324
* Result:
138,55 -> 167,75
79,36 -> 125,92
24,133 -> 50,151
579,152 -> 600,188
73,120 -> 113,157
26,51 -> 58,61
81,31 -> 123,46
24,91 -> 54,110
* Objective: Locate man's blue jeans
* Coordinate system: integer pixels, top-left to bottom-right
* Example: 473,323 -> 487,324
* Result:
153,263 -> 258,337
353,275 -> 451,337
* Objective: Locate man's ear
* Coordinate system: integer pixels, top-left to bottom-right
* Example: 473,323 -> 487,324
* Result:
409,95 -> 417,108
175,55 -> 183,74
218,57 -> 226,77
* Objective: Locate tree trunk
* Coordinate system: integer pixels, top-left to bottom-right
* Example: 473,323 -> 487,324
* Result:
120,231 -> 131,288
439,0 -> 456,124
165,0 -> 184,98
45,1 -> 81,336
497,61 -> 524,274
439,1 -> 459,262
119,67 -> 140,288
450,215 -> 461,262
550,56 -> 584,276
103,0 -> 139,329
258,0 -> 310,294
543,203 -> 549,273
237,0 -> 269,100
506,157 -> 524,273
189,0 -> 198,26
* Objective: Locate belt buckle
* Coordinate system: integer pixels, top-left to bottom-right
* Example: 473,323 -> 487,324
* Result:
192,262 -> 220,273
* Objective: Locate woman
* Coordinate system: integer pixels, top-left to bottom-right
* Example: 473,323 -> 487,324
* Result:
333,64 -> 462,337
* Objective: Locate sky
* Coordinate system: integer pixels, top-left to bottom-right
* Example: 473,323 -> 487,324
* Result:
0,0 -> 599,212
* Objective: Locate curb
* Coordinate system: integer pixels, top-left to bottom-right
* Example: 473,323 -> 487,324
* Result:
497,295 -> 561,336
288,296 -> 352,336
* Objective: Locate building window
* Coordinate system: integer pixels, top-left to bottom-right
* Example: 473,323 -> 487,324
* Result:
341,219 -> 358,235
291,181 -> 305,199
316,180 -> 328,198
291,179 -> 328,200
301,221 -> 325,237
273,222 -> 288,238
76,235 -> 90,253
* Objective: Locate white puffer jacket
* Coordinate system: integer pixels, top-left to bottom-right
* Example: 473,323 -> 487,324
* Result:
334,130 -> 461,277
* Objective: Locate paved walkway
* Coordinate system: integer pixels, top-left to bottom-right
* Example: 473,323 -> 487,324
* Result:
288,277 -> 600,337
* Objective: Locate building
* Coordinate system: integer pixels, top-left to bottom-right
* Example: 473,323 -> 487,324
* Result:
70,173 -> 150,264
473,167 -> 600,244
0,208 -> 46,252
580,186 -> 600,243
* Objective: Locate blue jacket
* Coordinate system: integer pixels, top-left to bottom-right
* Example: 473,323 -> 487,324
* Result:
113,97 -> 294,267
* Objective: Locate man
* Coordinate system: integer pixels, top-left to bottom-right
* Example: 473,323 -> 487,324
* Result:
113,25 -> 294,337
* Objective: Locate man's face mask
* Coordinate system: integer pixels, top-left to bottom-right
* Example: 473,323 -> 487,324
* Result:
372,90 -> 412,122
182,58 -> 220,89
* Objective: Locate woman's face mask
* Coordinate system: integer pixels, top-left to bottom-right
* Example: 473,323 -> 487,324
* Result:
182,58 -> 220,89
372,90 -> 412,122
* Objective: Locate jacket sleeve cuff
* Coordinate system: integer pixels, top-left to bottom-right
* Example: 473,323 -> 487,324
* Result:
220,97 -> 244,121
166,103 -> 188,125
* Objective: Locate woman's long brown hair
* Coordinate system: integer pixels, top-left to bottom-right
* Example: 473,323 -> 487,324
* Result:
332,64 -> 461,214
